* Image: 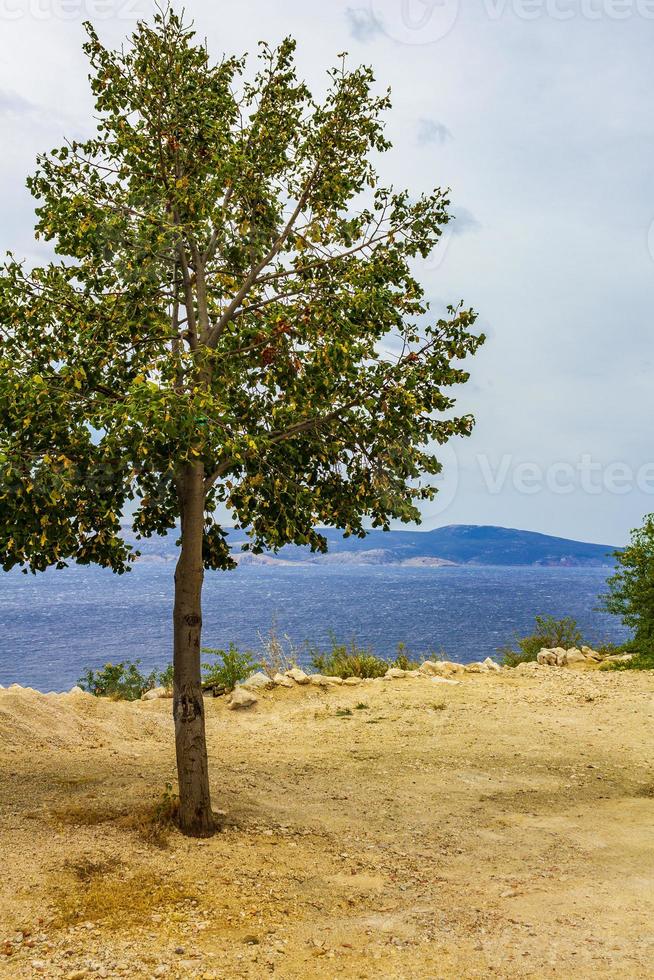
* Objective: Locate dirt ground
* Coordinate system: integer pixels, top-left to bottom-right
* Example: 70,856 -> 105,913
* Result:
1,666 -> 653,979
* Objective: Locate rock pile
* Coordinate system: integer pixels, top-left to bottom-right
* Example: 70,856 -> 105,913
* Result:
224,658 -> 505,709
536,646 -> 633,667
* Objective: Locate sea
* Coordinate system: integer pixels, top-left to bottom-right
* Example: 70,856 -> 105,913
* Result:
0,562 -> 629,692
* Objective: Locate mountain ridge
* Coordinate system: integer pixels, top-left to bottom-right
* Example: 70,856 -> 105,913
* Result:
125,524 -> 618,567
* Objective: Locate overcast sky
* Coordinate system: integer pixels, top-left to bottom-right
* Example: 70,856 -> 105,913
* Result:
2,0 -> 653,545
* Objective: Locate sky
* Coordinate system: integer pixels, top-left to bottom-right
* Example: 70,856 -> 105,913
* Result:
1,0 -> 653,545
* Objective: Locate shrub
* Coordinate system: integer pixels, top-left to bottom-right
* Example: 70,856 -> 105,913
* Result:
78,660 -> 157,700
157,663 -> 174,693
201,643 -> 260,691
499,615 -> 584,668
309,637 -> 390,679
257,622 -> 298,678
392,642 -> 420,671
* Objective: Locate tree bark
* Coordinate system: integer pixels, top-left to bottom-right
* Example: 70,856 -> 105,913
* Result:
173,462 -> 215,837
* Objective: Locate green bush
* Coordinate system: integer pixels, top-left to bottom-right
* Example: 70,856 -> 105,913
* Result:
157,663 -> 174,693
392,643 -> 420,671
78,660 -> 157,700
201,643 -> 260,691
309,637 -> 390,678
499,616 -> 584,668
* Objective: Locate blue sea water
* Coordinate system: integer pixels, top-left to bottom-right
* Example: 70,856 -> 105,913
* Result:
0,563 -> 628,692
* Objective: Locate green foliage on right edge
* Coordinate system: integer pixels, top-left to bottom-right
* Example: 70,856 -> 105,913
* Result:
600,514 -> 654,669
499,616 -> 584,668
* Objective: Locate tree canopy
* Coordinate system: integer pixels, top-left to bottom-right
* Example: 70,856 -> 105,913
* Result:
602,514 -> 654,648
0,11 -> 483,574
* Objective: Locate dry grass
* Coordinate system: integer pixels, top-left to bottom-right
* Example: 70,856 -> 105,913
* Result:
50,802 -> 123,828
51,785 -> 180,848
54,868 -> 193,928
63,856 -> 123,883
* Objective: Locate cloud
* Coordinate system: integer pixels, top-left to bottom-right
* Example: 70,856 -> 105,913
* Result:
450,206 -> 480,236
345,7 -> 383,43
0,89 -> 37,118
417,118 -> 452,145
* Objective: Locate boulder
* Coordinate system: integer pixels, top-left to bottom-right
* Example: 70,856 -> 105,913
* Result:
537,649 -> 558,666
343,676 -> 362,686
482,657 -> 502,672
141,686 -> 167,701
564,648 -> 587,666
228,688 -> 258,710
242,671 -> 275,690
604,653 -> 634,663
464,662 -> 489,674
272,673 -> 294,688
285,667 -> 310,685
552,647 -> 569,666
309,674 -> 343,687
419,660 -> 458,677
516,661 -> 545,673
384,668 -> 407,679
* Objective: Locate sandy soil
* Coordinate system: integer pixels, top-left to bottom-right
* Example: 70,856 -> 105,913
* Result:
1,667 -> 653,979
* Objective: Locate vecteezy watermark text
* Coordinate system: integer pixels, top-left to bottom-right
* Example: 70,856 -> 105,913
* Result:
369,0 -> 654,47
478,453 -> 654,496
0,0 -> 142,20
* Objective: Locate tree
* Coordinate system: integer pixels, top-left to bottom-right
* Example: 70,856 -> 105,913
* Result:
602,514 -> 654,649
0,11 -> 484,836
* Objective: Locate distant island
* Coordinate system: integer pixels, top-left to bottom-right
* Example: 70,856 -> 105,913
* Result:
126,524 -> 618,568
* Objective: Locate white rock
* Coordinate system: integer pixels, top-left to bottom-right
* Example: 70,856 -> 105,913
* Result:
419,660 -> 464,677
384,668 -> 407,679
242,671 -> 275,690
516,661 -> 545,673
431,677 -> 460,685
285,667 -> 310,685
142,686 -> 167,701
68,685 -> 87,695
482,657 -> 502,672
464,662 -> 489,674
564,648 -> 587,665
272,673 -> 294,688
228,688 -> 258,710
309,674 -> 343,687
343,676 -> 362,686
537,649 -> 558,666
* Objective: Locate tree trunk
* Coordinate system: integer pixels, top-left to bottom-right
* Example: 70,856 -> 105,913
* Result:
173,462 -> 214,837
